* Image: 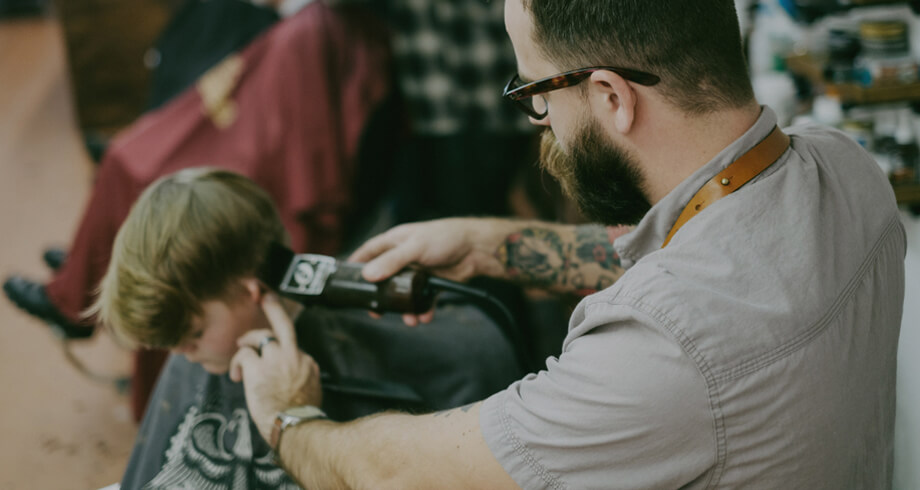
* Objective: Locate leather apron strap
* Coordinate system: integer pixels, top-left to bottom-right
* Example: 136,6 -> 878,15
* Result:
661,126 -> 790,248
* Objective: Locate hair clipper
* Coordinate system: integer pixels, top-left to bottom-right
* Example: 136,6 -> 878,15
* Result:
258,242 -> 437,314
259,243 -> 532,371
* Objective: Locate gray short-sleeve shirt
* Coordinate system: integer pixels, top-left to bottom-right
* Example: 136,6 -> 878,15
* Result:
481,107 -> 905,489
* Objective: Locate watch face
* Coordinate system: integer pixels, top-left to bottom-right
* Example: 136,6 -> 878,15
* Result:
273,405 -> 327,450
285,405 -> 325,420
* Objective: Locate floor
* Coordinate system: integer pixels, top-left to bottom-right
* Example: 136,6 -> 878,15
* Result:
0,16 -> 136,489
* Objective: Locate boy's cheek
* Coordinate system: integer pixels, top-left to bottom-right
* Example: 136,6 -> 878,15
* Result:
200,360 -> 231,375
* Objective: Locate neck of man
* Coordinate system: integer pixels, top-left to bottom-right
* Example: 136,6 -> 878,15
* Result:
633,100 -> 762,205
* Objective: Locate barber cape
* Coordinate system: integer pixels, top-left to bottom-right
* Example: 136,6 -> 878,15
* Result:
120,304 -> 522,489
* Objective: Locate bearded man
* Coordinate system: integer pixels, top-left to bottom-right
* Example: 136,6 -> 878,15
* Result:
231,0 -> 905,488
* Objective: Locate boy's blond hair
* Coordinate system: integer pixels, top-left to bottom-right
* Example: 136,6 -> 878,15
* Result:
89,168 -> 287,348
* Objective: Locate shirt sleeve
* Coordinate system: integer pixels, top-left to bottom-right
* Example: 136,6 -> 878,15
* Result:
480,302 -> 717,490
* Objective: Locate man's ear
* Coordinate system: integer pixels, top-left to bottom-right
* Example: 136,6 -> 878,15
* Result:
588,70 -> 637,134
240,278 -> 264,303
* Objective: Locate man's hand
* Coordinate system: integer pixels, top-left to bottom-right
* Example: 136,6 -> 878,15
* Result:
230,293 -> 322,445
348,218 -> 515,325
349,218 -> 508,283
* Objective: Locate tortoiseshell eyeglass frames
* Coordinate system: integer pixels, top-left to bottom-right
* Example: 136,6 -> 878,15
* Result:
502,66 -> 661,120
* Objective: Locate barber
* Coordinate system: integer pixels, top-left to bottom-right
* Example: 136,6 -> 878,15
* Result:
230,0 -> 904,488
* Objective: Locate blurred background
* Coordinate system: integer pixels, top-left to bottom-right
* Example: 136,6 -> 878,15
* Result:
0,5 -> 138,489
1,0 -> 920,488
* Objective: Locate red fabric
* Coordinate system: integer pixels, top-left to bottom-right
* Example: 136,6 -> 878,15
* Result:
44,3 -> 392,420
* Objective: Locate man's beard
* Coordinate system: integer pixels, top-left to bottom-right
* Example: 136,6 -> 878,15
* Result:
539,122 -> 651,226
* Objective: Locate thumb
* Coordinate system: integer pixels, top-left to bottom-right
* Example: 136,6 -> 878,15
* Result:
229,346 -> 258,383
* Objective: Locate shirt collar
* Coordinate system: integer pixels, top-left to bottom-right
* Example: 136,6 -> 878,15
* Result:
613,106 -> 778,267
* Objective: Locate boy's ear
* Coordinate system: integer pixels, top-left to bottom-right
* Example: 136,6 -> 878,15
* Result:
241,278 -> 263,303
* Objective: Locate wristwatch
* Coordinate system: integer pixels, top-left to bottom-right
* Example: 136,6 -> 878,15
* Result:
271,405 -> 328,450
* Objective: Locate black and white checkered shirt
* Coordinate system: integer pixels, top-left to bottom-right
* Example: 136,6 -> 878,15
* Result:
382,0 -> 534,134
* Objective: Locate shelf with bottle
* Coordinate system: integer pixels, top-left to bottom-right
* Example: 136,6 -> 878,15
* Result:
786,53 -> 920,105
789,0 -> 917,23
784,58 -> 920,206
784,15 -> 920,106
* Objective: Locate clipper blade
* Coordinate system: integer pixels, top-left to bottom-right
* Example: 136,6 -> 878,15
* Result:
258,242 -> 296,292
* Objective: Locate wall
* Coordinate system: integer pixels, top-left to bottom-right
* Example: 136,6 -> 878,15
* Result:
52,0 -> 178,132
896,212 -> 920,490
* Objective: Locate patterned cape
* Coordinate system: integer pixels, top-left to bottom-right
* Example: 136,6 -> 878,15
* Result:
120,303 -> 523,489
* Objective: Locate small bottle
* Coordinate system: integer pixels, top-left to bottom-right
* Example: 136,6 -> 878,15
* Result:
889,109 -> 919,183
824,27 -> 861,84
872,108 -> 899,177
813,95 -> 844,127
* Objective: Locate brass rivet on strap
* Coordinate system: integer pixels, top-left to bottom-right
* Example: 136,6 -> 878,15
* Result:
721,178 -> 731,186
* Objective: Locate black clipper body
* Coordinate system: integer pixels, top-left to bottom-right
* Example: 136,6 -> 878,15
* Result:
258,242 -> 436,314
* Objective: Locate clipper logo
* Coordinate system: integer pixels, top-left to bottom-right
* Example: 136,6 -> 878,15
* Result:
293,262 -> 315,288
280,254 -> 337,296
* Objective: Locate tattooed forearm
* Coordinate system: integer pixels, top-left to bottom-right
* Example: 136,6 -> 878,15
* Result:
495,223 -> 630,294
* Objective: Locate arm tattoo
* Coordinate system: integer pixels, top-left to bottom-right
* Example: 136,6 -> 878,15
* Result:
498,228 -> 566,289
497,224 -> 625,294
574,225 -> 624,293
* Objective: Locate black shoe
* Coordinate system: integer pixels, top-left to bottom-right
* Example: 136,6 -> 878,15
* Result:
3,276 -> 93,339
42,248 -> 67,270
83,132 -> 109,164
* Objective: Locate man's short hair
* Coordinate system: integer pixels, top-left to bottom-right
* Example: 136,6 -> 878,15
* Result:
90,168 -> 287,348
522,0 -> 755,114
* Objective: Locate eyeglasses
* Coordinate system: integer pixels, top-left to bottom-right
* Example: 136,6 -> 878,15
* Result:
503,66 -> 661,120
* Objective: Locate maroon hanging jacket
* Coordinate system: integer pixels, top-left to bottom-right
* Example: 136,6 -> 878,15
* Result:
48,2 -> 392,323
